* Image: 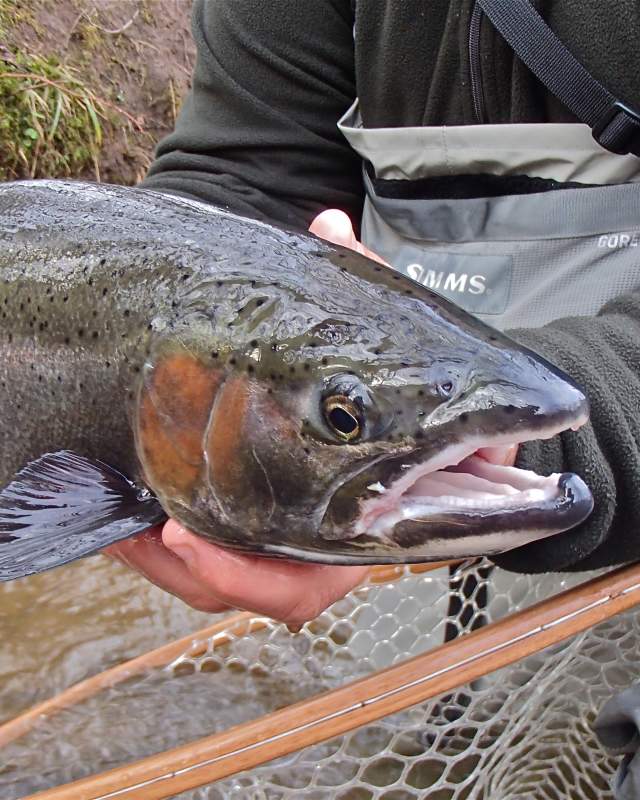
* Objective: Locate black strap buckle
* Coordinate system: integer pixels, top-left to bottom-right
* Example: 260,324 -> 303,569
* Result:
592,101 -> 640,156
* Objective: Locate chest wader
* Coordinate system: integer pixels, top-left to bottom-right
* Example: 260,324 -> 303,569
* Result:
340,2 -> 640,779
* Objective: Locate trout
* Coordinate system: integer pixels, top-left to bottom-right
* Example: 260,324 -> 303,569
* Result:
0,181 -> 593,580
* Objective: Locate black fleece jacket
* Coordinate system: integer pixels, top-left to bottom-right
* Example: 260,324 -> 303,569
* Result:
144,0 -> 640,573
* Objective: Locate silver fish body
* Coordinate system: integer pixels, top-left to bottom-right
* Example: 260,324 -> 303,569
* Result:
0,181 -> 592,579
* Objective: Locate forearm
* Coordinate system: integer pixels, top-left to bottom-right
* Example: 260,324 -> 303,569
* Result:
494,290 -> 640,572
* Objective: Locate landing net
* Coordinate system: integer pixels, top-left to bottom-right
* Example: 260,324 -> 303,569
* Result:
4,561 -> 636,800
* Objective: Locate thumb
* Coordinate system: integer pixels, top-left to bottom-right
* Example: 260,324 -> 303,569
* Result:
309,209 -> 390,266
309,208 -> 358,249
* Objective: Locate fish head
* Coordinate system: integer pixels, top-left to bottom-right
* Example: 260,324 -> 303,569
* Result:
135,238 -> 592,564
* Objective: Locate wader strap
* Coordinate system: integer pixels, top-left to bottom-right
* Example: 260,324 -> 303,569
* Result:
477,0 -> 640,157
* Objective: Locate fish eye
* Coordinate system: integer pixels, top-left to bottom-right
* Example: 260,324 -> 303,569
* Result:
323,395 -> 362,442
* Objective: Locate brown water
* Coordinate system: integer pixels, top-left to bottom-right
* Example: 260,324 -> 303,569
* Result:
0,556 -> 213,725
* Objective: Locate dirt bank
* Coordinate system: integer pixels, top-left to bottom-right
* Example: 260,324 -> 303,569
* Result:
0,0 -> 195,184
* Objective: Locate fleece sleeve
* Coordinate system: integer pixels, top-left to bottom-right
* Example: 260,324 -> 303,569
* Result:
492,290 -> 640,573
142,0 -> 363,231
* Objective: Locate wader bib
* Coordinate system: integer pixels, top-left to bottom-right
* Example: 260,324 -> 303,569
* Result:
338,1 -> 640,331
339,109 -> 640,330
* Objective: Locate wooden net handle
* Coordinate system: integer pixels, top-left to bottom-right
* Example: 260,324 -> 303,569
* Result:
20,561 -> 640,800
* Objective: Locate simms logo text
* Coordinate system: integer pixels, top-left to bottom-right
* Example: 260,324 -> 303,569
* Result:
598,233 -> 640,249
406,263 -> 486,294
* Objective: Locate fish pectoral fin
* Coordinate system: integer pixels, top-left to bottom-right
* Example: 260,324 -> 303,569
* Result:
0,450 -> 166,582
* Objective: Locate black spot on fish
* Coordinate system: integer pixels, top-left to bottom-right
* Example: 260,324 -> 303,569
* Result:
78,329 -> 84,338
92,331 -> 99,339
250,340 -> 258,348
124,309 -> 130,317
459,413 -> 469,424
247,364 -> 254,374
211,351 -> 219,359
228,357 -> 236,366
321,357 -> 328,366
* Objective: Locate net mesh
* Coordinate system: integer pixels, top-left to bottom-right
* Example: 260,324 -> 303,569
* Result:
1,561 -> 632,799
166,562 -> 628,800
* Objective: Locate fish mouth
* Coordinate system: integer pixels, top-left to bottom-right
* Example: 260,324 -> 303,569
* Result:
349,412 -> 594,561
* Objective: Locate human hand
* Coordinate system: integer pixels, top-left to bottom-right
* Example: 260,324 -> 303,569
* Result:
106,522 -> 368,625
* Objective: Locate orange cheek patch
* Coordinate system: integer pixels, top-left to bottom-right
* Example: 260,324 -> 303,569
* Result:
137,353 -> 222,499
206,375 -> 251,500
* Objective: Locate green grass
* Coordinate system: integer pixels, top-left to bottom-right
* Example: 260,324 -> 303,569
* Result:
0,51 -> 111,180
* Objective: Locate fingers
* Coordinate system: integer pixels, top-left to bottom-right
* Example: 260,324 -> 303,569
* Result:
104,528 -> 231,614
309,209 -> 389,265
476,444 -> 519,466
162,520 -> 369,624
